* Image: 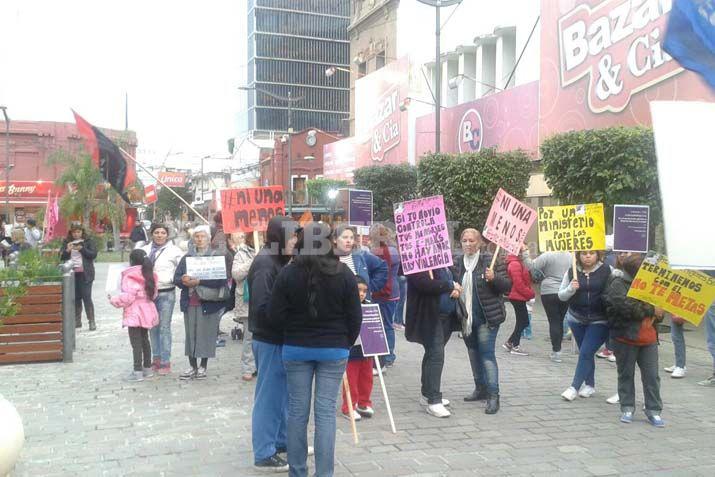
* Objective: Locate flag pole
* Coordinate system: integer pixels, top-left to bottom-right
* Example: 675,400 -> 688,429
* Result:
118,146 -> 209,225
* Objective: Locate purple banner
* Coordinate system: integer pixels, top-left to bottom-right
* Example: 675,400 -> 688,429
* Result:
348,189 -> 373,227
613,205 -> 650,253
359,304 -> 389,357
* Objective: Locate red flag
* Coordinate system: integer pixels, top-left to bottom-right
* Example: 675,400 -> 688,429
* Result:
72,110 -> 137,204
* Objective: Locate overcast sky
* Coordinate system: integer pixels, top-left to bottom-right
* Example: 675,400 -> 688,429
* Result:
0,0 -> 241,169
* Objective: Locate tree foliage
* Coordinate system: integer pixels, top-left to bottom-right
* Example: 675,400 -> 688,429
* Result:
541,127 -> 661,227
305,178 -> 349,205
353,164 -> 418,221
417,149 -> 532,232
151,186 -> 193,220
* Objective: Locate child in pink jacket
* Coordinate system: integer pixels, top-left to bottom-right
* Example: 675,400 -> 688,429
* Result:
110,249 -> 159,382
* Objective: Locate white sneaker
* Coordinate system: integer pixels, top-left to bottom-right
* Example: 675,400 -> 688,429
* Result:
342,409 -> 361,421
664,365 -> 676,373
419,396 -> 450,407
578,385 -> 596,398
607,354 -> 616,363
426,403 -> 451,418
550,351 -> 562,363
356,405 -> 375,417
671,367 -> 687,378
606,393 -> 620,404
561,386 -> 578,401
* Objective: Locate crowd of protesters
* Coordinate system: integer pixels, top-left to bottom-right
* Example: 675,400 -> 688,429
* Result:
61,209 -> 715,477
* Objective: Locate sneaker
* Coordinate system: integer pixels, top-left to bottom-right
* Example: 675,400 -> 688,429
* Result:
596,349 -> 613,359
179,368 -> 197,380
125,371 -> 144,382
419,396 -> 451,407
196,367 -> 207,379
151,357 -> 161,371
697,375 -> 715,386
393,323 -> 405,331
647,414 -> 665,428
342,409 -> 361,421
606,393 -> 620,404
664,365 -> 676,373
276,446 -> 314,456
254,453 -> 289,472
671,367 -> 687,378
142,367 -> 155,379
550,351 -> 563,363
620,411 -> 633,423
158,364 -> 171,376
578,385 -> 596,398
608,354 -> 616,363
242,373 -> 255,382
216,338 -> 226,348
372,366 -> 387,376
356,405 -> 375,418
510,346 -> 529,356
561,386 -> 578,401
426,403 -> 451,418
502,342 -> 513,352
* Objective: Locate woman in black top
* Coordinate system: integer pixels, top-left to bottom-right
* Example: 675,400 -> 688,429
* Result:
270,222 -> 362,477
60,223 -> 98,330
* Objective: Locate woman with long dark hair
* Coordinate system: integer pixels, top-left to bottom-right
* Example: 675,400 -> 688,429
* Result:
270,222 -> 362,477
60,223 -> 98,330
110,249 -> 159,381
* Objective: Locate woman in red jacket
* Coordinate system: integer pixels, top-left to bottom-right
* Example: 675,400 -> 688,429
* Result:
503,253 -> 535,356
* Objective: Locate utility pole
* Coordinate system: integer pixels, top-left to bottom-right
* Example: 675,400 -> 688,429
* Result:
417,0 -> 461,153
1,106 -> 10,225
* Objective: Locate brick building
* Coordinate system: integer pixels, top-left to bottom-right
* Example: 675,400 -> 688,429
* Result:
0,119 -> 138,231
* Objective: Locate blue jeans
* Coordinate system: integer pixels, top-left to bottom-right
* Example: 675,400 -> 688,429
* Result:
567,313 -> 609,389
465,321 -> 500,395
393,276 -> 407,325
670,318 -> 686,368
284,359 -> 347,477
150,290 -> 176,364
378,301 -> 397,365
252,340 -> 288,462
706,303 -> 715,370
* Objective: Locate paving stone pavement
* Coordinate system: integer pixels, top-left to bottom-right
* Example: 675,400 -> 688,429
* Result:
3,263 -> 715,476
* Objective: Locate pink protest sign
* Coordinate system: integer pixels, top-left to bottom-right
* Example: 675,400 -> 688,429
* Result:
482,188 -> 537,256
394,195 -> 453,275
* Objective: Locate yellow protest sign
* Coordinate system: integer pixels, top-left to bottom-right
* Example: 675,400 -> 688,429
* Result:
537,203 -> 606,252
627,253 -> 715,326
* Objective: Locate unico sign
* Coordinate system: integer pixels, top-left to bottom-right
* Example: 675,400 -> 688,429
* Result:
158,171 -> 187,188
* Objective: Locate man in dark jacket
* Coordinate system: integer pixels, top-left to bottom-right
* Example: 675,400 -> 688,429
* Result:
453,229 -> 512,414
248,215 -> 299,471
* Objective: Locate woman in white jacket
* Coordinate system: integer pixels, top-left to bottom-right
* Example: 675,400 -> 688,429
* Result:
141,223 -> 185,375
232,231 -> 258,381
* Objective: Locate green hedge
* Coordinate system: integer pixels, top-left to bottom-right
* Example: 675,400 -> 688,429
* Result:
417,148 -> 532,232
353,164 -> 418,221
541,127 -> 661,228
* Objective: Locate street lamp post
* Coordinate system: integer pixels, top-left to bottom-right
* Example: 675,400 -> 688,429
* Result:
417,0 -> 462,153
1,106 -> 10,224
238,85 -> 303,216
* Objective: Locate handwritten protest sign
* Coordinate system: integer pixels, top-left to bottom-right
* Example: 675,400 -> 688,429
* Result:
221,186 -> 285,234
186,256 -> 227,281
613,205 -> 649,253
394,195 -> 452,275
627,253 -> 715,326
538,203 -> 606,252
359,304 -> 389,356
482,188 -> 537,256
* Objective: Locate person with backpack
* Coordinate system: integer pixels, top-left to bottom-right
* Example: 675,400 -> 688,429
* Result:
503,253 -> 536,356
110,249 -> 159,382
369,224 -> 400,369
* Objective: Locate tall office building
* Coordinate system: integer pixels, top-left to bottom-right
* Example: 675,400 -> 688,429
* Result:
243,0 -> 350,135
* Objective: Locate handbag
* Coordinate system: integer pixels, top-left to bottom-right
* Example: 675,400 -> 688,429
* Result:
195,284 -> 231,302
455,298 -> 470,335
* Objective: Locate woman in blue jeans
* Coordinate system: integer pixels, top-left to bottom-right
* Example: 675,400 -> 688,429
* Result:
558,250 -> 612,401
270,222 -> 362,477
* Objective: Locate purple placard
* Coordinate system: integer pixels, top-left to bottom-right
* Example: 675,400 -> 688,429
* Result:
359,304 -> 389,357
348,189 -> 373,227
394,195 -> 453,275
613,205 -> 650,253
